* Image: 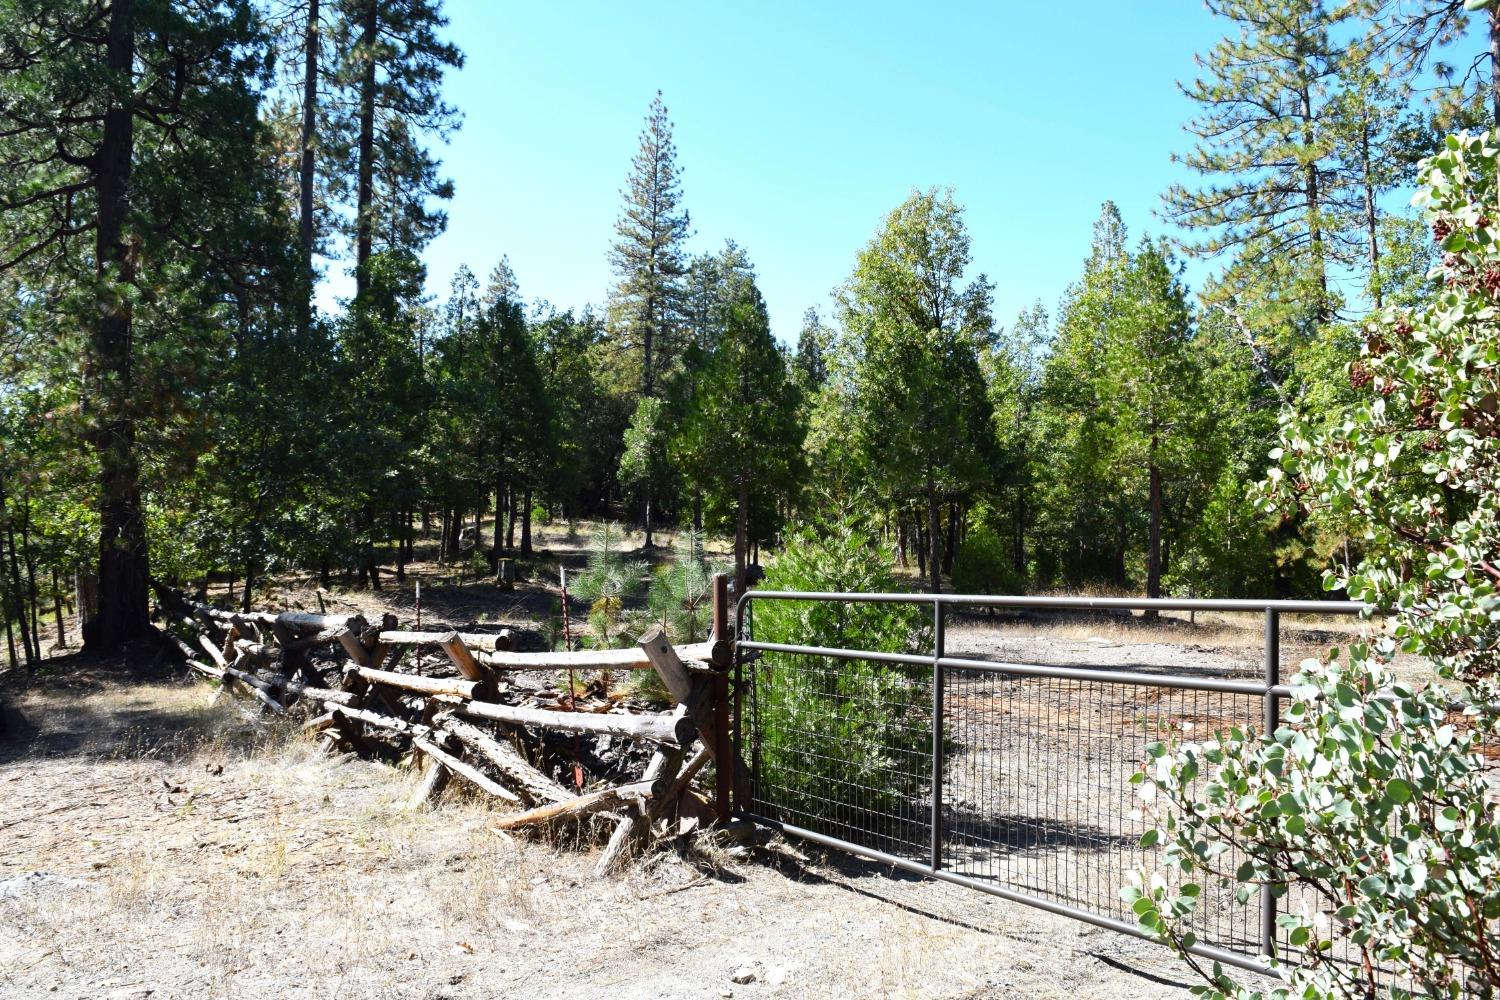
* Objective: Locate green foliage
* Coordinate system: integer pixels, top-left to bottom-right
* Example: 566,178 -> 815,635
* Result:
950,525 -> 1023,596
570,522 -> 645,649
839,187 -> 998,592
752,519 -> 933,819
1135,131 -> 1500,1000
674,248 -> 805,580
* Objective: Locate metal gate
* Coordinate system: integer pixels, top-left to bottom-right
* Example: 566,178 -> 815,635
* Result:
732,591 -> 1366,975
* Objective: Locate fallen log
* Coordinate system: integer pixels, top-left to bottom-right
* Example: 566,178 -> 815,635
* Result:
453,699 -> 692,744
354,665 -> 482,701
474,641 -> 720,672
186,658 -> 224,681
596,708 -> 690,875
438,632 -> 484,682
435,714 -> 573,806
639,627 -> 722,763
411,735 -> 521,804
197,633 -> 228,669
336,628 -> 371,667
491,780 -> 654,831
325,702 -> 431,739
379,629 -> 513,652
408,734 -> 453,810
223,660 -> 286,715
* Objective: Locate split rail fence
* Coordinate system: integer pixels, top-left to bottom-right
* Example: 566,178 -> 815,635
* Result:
156,576 -> 736,873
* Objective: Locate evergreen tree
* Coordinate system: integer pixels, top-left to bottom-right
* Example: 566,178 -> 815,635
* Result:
608,91 -> 691,398
0,0 -> 275,649
674,255 -> 806,594
1166,0 -> 1348,323
840,188 -> 996,593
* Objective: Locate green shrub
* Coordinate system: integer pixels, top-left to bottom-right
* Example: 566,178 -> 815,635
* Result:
570,522 -> 644,649
1134,133 -> 1500,1000
950,525 -> 1024,595
751,519 -> 932,828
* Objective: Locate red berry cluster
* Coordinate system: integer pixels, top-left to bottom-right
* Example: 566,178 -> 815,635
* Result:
1350,362 -> 1373,390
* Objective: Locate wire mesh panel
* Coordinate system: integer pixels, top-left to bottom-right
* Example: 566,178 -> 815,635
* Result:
746,649 -> 934,862
941,668 -> 1264,954
735,592 -> 1370,975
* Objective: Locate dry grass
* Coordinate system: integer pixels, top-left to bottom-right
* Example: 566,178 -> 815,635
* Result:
0,654 -> 1206,1000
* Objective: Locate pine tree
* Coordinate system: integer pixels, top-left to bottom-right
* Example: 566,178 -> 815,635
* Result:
1360,0 -> 1500,129
674,254 -> 805,594
331,0 -> 462,301
1166,0 -> 1348,323
608,91 -> 691,399
840,188 -> 996,594
0,0 -> 274,649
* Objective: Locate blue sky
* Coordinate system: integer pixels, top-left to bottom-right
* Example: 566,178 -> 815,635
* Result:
329,2 -> 1239,340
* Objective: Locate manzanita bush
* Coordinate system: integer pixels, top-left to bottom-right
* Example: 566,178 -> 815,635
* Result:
1129,133 -> 1500,999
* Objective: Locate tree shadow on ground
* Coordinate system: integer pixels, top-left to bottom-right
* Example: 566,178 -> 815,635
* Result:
0,646 -> 275,766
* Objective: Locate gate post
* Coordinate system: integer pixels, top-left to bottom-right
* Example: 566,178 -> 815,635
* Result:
930,599 -> 945,873
710,573 -> 734,823
1260,607 -> 1281,957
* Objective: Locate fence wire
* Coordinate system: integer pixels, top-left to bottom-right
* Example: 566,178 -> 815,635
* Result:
737,595 -> 1369,974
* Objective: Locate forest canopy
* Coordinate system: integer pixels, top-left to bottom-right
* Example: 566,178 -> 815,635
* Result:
0,0 -> 1495,657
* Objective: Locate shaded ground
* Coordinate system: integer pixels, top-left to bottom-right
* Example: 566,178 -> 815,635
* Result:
0,651 -> 1213,1000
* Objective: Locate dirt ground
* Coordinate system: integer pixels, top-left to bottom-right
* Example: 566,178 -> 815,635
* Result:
0,653 -> 1235,1000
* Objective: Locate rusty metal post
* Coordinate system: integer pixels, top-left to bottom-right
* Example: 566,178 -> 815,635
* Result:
711,573 -> 733,821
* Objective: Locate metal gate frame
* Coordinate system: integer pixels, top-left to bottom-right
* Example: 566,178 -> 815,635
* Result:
730,590 -> 1367,976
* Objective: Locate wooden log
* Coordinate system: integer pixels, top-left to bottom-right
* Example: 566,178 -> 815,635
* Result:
595,707 -> 689,875
474,641 -> 720,672
407,734 -> 453,810
435,714 -> 573,806
186,658 -> 224,681
197,633 -> 228,669
667,745 -> 714,806
354,666 -> 482,701
336,628 -> 371,667
411,735 -> 521,804
490,780 -> 654,831
223,660 -> 287,715
438,632 -> 483,682
326,702 -> 431,738
453,699 -> 692,744
379,629 -> 513,652
232,638 -> 279,663
639,628 -> 721,759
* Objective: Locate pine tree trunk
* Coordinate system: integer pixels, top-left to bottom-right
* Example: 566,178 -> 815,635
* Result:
5,519 -> 34,666
1112,510 -> 1127,589
240,554 -> 256,613
298,0 -> 319,286
734,477 -> 749,597
925,479 -> 942,594
1145,459 -> 1163,622
1362,123 -> 1381,308
1492,6 -> 1500,130
22,506 -> 39,653
520,488 -> 533,556
84,0 -> 151,652
52,569 -> 66,648
1013,492 -> 1026,576
506,484 -> 517,550
353,0 -> 377,297
942,501 -> 959,576
914,519 -> 927,579
643,489 -> 654,549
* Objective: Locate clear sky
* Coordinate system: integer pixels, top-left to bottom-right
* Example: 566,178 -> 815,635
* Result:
336,1 -> 1235,341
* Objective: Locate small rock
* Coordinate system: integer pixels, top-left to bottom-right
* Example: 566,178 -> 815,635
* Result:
730,966 -> 757,985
